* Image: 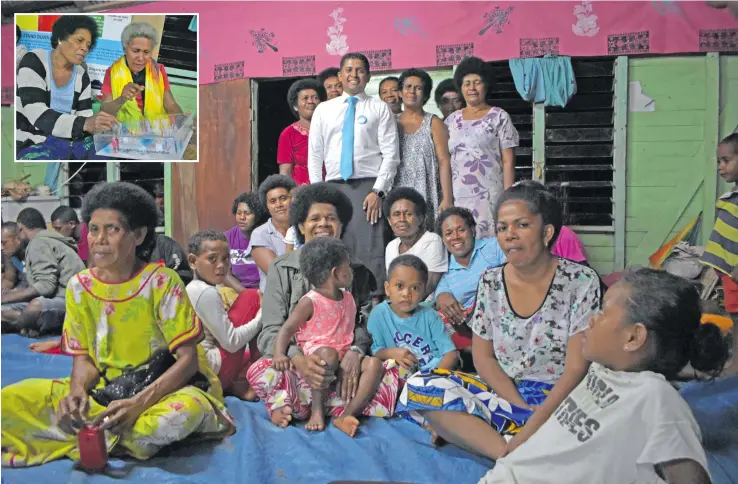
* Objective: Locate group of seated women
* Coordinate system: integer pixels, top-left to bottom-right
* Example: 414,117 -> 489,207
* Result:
15,15 -> 184,160
0,177 -> 730,484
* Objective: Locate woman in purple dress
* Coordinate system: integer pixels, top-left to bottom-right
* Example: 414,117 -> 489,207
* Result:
223,192 -> 266,292
445,56 -> 519,238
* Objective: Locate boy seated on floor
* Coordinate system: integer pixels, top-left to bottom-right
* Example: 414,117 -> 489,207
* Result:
369,254 -> 459,379
1,208 -> 85,337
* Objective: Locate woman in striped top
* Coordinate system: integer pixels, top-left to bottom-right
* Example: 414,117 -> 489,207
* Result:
16,15 -> 118,161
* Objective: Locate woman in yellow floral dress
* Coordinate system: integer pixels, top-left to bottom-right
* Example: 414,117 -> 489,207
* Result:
1,182 -> 235,468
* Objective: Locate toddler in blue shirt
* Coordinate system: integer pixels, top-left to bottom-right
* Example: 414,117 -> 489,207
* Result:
369,255 -> 459,375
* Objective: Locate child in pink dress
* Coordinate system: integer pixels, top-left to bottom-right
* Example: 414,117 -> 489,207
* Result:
273,238 -> 384,437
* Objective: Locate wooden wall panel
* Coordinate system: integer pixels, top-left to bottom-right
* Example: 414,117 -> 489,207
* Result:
171,79 -> 252,248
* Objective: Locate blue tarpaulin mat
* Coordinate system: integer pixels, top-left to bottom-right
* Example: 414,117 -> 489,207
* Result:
2,333 -> 737,484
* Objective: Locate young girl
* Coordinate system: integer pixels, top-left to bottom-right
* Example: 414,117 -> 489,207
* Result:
186,230 -> 263,400
369,254 -> 459,378
273,237 -> 383,437
480,268 -> 726,484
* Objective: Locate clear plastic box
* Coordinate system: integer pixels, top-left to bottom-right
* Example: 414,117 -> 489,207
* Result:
93,113 -> 195,160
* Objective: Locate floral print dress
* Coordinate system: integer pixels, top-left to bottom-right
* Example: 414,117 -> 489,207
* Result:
1,263 -> 235,468
397,259 -> 601,435
445,107 -> 519,237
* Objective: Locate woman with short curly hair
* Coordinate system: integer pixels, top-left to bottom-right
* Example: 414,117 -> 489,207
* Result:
223,191 -> 265,291
101,21 -> 183,123
1,182 -> 235,467
16,15 -> 118,160
277,79 -> 327,185
447,56 -> 520,237
395,68 -> 454,230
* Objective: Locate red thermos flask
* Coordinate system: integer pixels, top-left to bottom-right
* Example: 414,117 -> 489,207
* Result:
78,424 -> 108,470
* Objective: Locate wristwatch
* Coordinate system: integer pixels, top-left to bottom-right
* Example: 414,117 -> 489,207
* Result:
371,188 -> 386,199
349,345 -> 366,357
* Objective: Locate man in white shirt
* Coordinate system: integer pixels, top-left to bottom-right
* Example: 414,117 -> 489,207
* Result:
308,53 -> 401,296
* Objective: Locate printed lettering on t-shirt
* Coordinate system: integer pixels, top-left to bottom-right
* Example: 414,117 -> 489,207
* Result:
230,249 -> 255,266
585,372 -> 620,409
554,396 -> 601,443
393,331 -> 432,365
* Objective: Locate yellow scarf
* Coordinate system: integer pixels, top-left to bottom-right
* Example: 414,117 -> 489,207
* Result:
110,56 -> 166,125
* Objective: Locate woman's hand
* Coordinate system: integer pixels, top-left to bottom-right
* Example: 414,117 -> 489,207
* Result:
57,387 -> 90,434
390,348 -> 418,370
83,112 -> 118,134
436,293 -> 466,325
92,397 -> 147,435
118,83 -> 144,102
292,354 -> 336,390
337,350 -> 362,401
272,354 -> 293,371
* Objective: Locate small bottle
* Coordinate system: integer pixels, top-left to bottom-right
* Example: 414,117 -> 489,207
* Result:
78,424 -> 108,471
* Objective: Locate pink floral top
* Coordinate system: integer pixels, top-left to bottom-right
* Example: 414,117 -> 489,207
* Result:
470,258 -> 601,383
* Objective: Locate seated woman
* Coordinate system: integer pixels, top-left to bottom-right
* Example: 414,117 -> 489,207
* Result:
384,187 -> 448,300
515,180 -> 588,264
277,79 -> 326,186
397,182 -> 602,461
247,182 -> 400,428
186,230 -> 262,401
251,175 -> 296,293
101,22 -> 183,124
433,206 -> 506,355
16,15 -> 118,160
2,182 -> 234,467
481,269 -> 723,484
223,192 -> 265,292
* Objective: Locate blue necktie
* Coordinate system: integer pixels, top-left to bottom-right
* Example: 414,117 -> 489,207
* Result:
340,96 -> 358,180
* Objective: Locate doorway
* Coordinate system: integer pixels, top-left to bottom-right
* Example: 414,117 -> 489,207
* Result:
253,77 -> 310,186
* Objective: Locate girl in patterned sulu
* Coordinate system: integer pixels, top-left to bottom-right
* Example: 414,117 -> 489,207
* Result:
272,237 -> 383,437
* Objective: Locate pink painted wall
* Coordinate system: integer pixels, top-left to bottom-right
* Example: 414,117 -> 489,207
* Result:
3,1 -> 737,92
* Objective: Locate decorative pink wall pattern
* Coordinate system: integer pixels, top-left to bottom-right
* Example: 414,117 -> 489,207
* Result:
2,1 -> 737,90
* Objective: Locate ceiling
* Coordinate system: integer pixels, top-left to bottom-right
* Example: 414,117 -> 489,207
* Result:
2,1 -> 152,25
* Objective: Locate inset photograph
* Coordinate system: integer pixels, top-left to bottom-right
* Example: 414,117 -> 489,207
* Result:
14,12 -> 198,161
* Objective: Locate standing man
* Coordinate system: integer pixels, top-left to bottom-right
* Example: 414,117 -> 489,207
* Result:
379,76 -> 402,115
308,52 -> 400,298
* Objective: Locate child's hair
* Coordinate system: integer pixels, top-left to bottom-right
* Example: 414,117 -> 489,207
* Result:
621,268 -> 728,378
720,132 -> 738,154
387,254 -> 429,285
187,229 -> 228,256
299,238 -> 351,288
494,180 -> 563,246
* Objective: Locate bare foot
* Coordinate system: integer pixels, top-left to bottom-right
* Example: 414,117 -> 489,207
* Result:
270,406 -> 293,428
29,340 -> 61,353
305,410 -> 326,431
430,429 -> 447,447
334,415 -> 360,437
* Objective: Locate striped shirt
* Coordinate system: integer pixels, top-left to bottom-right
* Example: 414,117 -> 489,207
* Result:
16,49 -> 93,152
700,189 -> 738,276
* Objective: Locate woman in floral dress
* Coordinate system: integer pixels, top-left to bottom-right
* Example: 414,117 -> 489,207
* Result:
446,56 -> 519,237
397,182 -> 601,460
395,68 -> 454,231
1,182 -> 234,467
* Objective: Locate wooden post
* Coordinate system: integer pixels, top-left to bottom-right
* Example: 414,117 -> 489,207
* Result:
703,53 -> 720,245
613,56 -> 628,271
532,103 -> 546,183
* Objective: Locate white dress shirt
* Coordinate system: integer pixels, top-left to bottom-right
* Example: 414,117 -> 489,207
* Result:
308,91 -> 400,193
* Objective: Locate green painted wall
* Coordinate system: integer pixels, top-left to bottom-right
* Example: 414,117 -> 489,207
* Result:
624,55 -> 721,267
719,55 -> 738,195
